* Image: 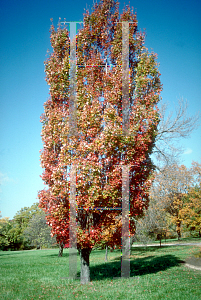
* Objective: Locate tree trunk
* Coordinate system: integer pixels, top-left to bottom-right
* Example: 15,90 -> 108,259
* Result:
157,233 -> 162,247
176,220 -> 181,241
130,235 -> 135,246
58,242 -> 64,257
199,230 -> 201,238
80,248 -> 91,284
105,244 -> 108,262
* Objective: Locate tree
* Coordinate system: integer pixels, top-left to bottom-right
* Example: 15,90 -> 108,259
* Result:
23,210 -> 55,249
191,161 -> 201,184
0,204 -> 55,251
153,98 -> 200,167
148,161 -> 201,241
134,195 -> 169,246
58,241 -> 65,257
151,163 -> 194,240
8,202 -> 43,250
39,0 -> 162,283
0,214 -> 11,250
179,162 -> 201,237
180,185 -> 201,237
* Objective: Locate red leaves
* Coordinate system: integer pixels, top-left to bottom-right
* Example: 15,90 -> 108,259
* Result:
38,0 -> 162,250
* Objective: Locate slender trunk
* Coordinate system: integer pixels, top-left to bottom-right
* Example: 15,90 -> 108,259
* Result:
157,233 -> 162,247
130,235 -> 135,246
58,242 -> 64,257
105,244 -> 108,262
199,230 -> 201,238
80,248 -> 91,284
176,220 -> 181,241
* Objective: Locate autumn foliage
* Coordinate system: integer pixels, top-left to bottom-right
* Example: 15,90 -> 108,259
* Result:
180,162 -> 201,236
38,0 -> 162,256
139,162 -> 201,241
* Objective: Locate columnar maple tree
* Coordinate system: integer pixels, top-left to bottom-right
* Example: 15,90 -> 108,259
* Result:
38,0 -> 162,283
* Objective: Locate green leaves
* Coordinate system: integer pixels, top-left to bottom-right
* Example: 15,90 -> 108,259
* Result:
39,0 -> 162,251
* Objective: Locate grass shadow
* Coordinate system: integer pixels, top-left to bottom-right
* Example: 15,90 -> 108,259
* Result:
89,254 -> 185,281
131,245 -> 173,254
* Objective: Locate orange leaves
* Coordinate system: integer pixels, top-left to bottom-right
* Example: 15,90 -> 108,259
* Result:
150,162 -> 201,238
39,0 -> 163,250
179,183 -> 201,234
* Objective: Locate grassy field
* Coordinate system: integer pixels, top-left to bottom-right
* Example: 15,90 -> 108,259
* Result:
1,243 -> 201,299
132,235 -> 201,246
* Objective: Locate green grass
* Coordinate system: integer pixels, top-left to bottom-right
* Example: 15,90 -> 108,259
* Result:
0,245 -> 201,299
132,236 -> 201,246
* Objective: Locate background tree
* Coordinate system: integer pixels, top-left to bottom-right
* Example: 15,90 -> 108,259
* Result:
191,161 -> 201,184
179,162 -> 201,237
8,202 -> 42,249
0,203 -> 52,251
23,210 -> 55,249
134,195 -> 169,246
0,204 -> 56,251
0,214 -> 11,250
153,98 -> 200,167
39,0 -> 162,283
180,185 -> 201,237
150,163 -> 194,240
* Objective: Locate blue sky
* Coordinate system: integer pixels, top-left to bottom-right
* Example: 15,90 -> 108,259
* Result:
0,0 -> 201,219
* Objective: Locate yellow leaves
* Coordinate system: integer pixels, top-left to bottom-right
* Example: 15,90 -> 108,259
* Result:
150,162 -> 201,237
0,216 -> 9,224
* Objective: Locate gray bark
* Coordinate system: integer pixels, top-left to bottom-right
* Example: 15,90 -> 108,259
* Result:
105,244 -> 108,262
80,248 -> 90,284
58,242 -> 64,257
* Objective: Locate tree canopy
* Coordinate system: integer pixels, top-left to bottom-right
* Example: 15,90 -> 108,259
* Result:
38,0 -> 162,283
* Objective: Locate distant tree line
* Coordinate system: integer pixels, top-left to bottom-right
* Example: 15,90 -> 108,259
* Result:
0,203 -> 56,251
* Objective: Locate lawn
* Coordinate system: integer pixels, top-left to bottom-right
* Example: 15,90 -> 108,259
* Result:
132,235 -> 201,246
0,244 -> 201,299
156,236 -> 201,244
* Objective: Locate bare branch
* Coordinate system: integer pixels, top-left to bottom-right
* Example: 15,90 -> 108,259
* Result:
154,97 -> 200,166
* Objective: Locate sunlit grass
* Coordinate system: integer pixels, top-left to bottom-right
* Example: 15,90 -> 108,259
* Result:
1,245 -> 201,299
132,236 -> 201,246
